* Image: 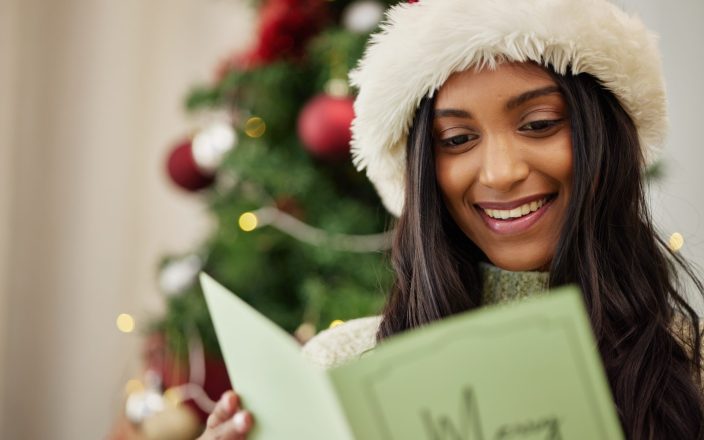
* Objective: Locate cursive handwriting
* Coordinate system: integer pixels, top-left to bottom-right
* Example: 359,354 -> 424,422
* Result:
420,386 -> 562,440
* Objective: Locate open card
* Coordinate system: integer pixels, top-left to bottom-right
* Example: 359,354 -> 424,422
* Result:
200,273 -> 623,440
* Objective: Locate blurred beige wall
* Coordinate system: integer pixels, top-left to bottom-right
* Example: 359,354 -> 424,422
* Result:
0,0 -> 253,438
0,1 -> 19,436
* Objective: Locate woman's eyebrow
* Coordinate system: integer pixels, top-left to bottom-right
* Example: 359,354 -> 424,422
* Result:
505,85 -> 562,110
433,108 -> 473,119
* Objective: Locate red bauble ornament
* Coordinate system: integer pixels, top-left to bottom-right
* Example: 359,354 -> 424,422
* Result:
257,0 -> 327,62
216,0 -> 327,79
297,94 -> 355,159
166,139 -> 215,192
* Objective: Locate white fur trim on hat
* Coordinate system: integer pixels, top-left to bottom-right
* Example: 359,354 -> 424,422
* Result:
349,0 -> 667,217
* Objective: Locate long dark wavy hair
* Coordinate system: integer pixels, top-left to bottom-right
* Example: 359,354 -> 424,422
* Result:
377,68 -> 704,439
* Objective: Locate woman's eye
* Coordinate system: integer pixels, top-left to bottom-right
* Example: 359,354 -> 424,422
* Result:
520,119 -> 564,133
439,134 -> 476,148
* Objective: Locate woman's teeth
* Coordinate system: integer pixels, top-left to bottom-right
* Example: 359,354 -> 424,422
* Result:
482,197 -> 548,220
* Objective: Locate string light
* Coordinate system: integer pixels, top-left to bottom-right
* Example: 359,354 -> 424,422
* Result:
124,327 -> 219,421
238,212 -> 259,232
329,319 -> 345,329
244,117 -> 266,138
294,322 -> 317,343
162,327 -> 217,413
325,78 -> 349,97
117,313 -> 136,333
250,206 -> 393,252
668,232 -> 684,252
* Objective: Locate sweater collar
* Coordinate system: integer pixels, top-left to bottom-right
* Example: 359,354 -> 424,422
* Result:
479,262 -> 549,306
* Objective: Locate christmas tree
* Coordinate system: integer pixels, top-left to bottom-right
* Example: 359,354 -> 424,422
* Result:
114,0 -> 400,437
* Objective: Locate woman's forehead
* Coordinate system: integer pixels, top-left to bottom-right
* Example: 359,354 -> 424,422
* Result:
435,63 -> 558,106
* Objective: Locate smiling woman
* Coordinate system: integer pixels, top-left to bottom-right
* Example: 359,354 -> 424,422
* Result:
433,64 -> 572,271
343,0 -> 704,437
371,58 -> 704,440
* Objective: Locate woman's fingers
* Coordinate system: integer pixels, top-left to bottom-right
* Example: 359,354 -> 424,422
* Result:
206,390 -> 240,429
197,392 -> 254,440
232,410 -> 254,434
211,410 -> 254,439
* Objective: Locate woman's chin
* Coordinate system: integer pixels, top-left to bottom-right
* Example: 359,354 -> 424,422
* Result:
485,252 -> 552,273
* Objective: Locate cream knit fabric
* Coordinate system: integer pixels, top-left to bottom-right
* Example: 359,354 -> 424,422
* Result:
302,315 -> 382,369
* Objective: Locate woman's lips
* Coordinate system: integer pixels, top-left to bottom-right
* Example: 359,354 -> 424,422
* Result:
475,194 -> 555,235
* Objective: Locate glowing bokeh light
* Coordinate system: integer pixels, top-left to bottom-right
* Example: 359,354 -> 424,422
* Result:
244,117 -> 266,138
238,212 -> 258,232
163,388 -> 182,407
668,232 -> 684,252
117,313 -> 136,333
329,319 -> 345,329
125,379 -> 144,396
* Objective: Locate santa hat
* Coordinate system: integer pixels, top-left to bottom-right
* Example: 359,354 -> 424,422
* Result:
350,0 -> 666,217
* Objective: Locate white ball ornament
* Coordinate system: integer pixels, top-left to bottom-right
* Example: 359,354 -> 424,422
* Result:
159,255 -> 203,296
191,121 -> 237,174
126,390 -> 166,424
342,0 -> 384,34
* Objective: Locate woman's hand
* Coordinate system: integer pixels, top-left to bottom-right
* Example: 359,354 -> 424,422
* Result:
197,390 -> 254,440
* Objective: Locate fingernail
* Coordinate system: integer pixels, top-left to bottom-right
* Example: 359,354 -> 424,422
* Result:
232,410 -> 248,433
220,393 -> 232,412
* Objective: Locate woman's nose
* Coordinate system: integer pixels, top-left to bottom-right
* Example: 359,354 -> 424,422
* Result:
478,135 -> 530,192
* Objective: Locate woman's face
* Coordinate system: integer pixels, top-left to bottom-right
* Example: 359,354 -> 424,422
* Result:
433,63 -> 572,271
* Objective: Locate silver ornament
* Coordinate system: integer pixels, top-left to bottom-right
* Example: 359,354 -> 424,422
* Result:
126,389 -> 166,424
192,121 -> 237,173
342,0 -> 384,34
159,255 -> 203,296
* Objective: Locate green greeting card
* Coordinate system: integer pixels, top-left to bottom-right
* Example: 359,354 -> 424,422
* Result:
200,273 -> 623,440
